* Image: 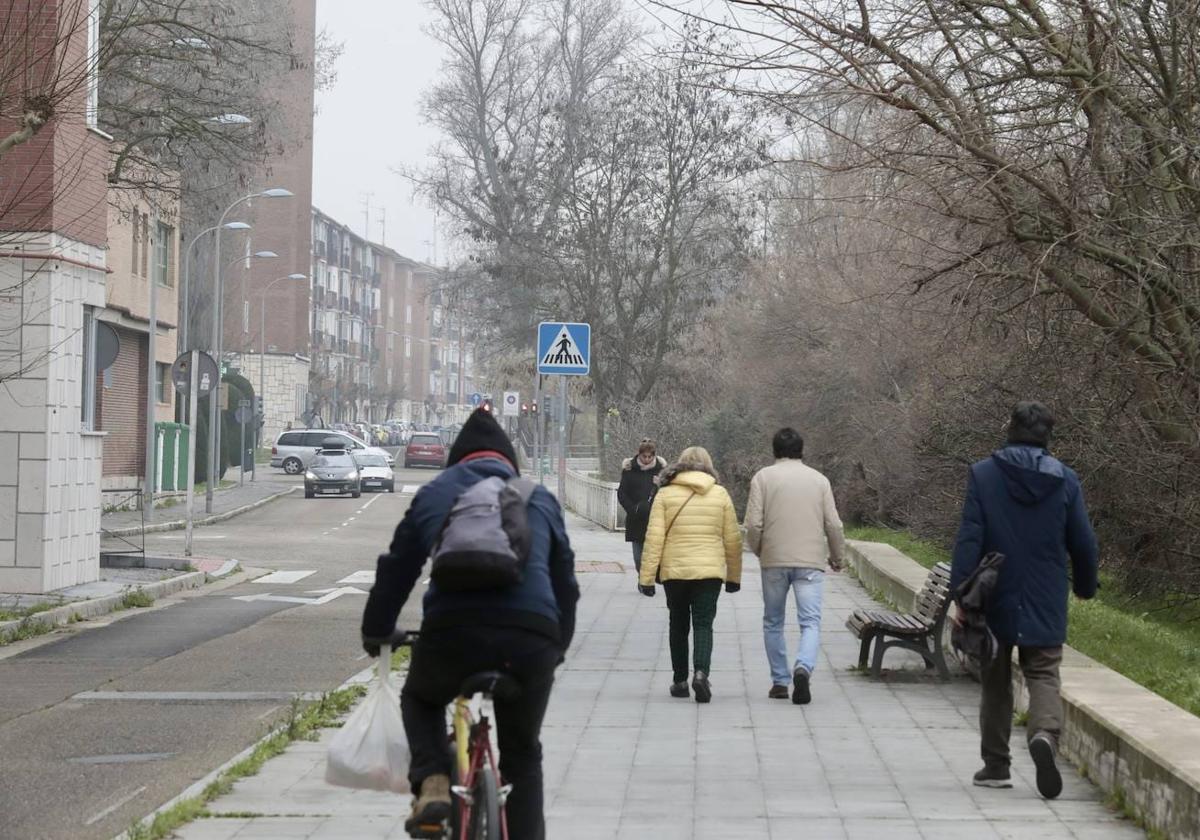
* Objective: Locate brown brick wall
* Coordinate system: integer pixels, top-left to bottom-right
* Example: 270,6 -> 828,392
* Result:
228,0 -> 316,359
98,326 -> 147,478
0,0 -> 108,247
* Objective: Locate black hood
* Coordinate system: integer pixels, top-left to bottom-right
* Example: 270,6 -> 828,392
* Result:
992,445 -> 1064,505
446,409 -> 519,473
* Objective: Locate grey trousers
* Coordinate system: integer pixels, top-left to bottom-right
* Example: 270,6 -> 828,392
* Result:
980,644 -> 1064,768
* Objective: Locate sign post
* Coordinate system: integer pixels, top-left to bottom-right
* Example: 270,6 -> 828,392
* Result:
236,400 -> 252,486
536,322 -> 591,499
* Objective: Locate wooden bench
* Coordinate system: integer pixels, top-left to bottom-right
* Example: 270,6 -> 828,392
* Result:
846,561 -> 953,680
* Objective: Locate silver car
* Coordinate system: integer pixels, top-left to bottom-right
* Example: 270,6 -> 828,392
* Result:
271,429 -> 394,475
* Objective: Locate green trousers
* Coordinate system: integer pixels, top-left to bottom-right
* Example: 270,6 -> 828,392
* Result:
663,579 -> 722,683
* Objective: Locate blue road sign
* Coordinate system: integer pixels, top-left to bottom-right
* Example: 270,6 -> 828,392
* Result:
469,392 -> 483,407
537,322 -> 590,375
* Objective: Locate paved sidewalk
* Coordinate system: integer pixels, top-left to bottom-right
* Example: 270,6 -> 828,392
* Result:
101,476 -> 295,537
168,516 -> 1142,840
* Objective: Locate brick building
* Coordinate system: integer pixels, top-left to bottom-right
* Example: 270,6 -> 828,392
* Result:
227,0 -> 316,444
98,188 -> 180,496
0,0 -> 109,592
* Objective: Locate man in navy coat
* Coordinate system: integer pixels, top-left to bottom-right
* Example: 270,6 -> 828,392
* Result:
951,401 -> 1098,799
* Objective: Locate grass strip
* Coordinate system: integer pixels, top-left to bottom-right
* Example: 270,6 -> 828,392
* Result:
846,525 -> 1200,717
123,684 -> 367,840
0,619 -> 54,646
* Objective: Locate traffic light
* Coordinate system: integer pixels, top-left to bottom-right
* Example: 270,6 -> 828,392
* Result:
542,395 -> 554,417
521,402 -> 529,416
531,400 -> 538,415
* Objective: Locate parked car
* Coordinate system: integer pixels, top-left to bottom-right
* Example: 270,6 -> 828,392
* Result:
304,440 -> 362,498
353,452 -> 395,493
272,429 -> 394,474
403,432 -> 446,469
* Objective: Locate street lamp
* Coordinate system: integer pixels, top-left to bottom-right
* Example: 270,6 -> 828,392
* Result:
254,273 -> 307,481
207,180 -> 287,514
181,221 -> 251,354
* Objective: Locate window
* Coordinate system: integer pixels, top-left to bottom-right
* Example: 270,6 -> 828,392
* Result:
155,362 -> 168,403
388,298 -> 394,320
81,306 -> 97,429
131,215 -> 140,276
85,0 -> 99,128
405,304 -> 412,324
387,333 -> 394,351
243,300 -> 250,334
404,337 -> 411,359
154,222 -> 174,286
141,214 -> 151,278
387,369 -> 393,386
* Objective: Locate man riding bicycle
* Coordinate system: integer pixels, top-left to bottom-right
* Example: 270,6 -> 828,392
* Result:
361,408 -> 578,840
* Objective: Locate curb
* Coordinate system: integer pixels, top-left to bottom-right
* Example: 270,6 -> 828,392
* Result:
0,570 -> 208,639
103,486 -> 298,538
111,660 -> 385,840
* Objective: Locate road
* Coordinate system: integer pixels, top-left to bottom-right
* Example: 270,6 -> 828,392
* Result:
0,466 -> 440,840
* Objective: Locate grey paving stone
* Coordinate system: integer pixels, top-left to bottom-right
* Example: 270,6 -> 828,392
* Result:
172,516 -> 1144,840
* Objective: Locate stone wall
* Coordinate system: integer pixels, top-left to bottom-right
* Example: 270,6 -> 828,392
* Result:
231,352 -> 310,445
0,234 -> 106,593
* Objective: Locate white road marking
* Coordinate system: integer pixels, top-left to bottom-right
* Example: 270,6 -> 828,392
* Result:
255,704 -> 282,721
232,586 -> 367,606
157,534 -> 226,540
363,494 -> 383,510
338,570 -> 375,585
251,570 -> 316,585
402,484 -> 420,494
84,786 -> 146,826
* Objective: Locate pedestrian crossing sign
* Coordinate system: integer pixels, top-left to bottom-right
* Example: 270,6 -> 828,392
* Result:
537,322 -> 590,375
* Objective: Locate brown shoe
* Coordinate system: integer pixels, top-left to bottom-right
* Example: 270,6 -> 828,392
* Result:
405,773 -> 451,838
768,685 -> 789,699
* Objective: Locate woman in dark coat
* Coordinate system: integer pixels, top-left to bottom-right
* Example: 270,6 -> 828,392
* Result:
617,438 -> 666,576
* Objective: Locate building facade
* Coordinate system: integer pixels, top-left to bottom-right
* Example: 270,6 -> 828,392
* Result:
99,189 -> 180,496
226,0 -> 316,446
0,0 -> 109,593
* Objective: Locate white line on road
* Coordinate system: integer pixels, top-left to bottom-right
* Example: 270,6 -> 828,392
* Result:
402,484 -> 420,494
252,570 -> 316,585
84,786 -> 146,826
338,570 -> 375,585
157,534 -> 227,540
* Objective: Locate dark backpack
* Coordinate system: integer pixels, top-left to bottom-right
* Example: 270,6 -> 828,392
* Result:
429,476 -> 538,591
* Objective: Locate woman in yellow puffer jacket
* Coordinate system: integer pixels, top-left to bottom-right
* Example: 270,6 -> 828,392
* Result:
638,446 -> 742,703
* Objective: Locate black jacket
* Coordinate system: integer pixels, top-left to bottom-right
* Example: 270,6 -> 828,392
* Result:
617,455 -> 666,543
361,456 -> 580,649
951,445 -> 1099,647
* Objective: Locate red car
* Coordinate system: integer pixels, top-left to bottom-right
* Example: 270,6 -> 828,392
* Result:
404,433 -> 446,469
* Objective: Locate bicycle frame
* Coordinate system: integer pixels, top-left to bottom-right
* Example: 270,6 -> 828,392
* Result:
450,696 -> 509,840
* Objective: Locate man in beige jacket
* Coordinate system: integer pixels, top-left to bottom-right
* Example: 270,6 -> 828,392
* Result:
745,428 -> 846,703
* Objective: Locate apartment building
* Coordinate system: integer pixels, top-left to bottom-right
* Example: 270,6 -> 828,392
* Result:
0,0 -> 108,593
99,189 -> 180,496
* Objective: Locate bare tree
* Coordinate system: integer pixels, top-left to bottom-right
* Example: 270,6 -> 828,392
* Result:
654,0 -> 1200,447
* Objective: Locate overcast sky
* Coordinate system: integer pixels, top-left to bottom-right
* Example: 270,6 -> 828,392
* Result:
310,1 -> 721,265
313,0 -> 443,263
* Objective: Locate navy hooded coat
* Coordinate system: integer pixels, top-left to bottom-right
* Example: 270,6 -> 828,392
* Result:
950,445 -> 1099,647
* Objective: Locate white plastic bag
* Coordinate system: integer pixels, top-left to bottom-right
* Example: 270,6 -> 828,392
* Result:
325,647 -> 410,793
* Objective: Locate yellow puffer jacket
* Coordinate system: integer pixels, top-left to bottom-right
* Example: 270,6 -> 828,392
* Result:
638,469 -> 743,586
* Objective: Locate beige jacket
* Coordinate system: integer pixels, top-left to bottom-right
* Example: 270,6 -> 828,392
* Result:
744,458 -> 846,570
639,469 -> 743,586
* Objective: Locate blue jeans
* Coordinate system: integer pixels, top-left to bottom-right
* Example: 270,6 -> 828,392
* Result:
762,567 -> 824,686
631,542 -> 644,573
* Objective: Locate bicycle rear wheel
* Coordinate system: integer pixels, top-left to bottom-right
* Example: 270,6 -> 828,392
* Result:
468,766 -> 502,840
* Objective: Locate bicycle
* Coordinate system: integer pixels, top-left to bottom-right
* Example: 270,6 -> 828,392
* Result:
387,630 -> 514,840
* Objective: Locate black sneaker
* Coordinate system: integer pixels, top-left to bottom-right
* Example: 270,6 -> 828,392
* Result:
1029,733 -> 1063,799
669,681 -> 689,698
691,670 -> 712,703
791,667 -> 811,705
972,765 -> 1013,789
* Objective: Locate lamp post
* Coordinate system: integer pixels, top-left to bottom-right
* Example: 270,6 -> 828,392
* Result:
255,273 -> 307,481
205,188 -> 291,513
181,221 -> 250,355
